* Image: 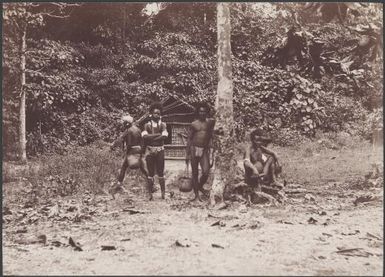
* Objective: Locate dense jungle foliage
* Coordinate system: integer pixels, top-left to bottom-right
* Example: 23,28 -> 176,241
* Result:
2,3 -> 383,159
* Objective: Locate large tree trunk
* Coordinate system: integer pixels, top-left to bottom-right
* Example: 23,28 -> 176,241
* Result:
210,3 -> 235,207
19,26 -> 27,163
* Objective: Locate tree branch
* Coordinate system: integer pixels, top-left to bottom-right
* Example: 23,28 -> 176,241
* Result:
48,3 -> 81,8
39,12 -> 71,18
26,67 -> 46,73
25,54 -> 52,61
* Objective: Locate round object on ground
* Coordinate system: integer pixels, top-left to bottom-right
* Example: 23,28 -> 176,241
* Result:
179,177 -> 192,192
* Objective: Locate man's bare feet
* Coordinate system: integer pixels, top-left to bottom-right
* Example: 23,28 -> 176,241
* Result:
199,188 -> 209,197
108,187 -> 117,200
108,182 -> 120,199
117,185 -> 128,194
190,195 -> 203,202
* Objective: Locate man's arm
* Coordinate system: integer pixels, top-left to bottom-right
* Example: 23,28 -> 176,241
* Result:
142,123 -> 168,144
111,129 -> 129,151
243,145 -> 260,176
160,122 -> 169,139
149,123 -> 168,141
206,118 -> 216,147
186,124 -> 194,160
142,123 -> 157,144
262,156 -> 275,177
260,145 -> 278,161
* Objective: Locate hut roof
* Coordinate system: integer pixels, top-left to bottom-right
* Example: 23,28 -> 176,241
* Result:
136,96 -> 195,125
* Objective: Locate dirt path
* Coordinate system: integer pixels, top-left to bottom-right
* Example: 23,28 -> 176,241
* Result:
3,181 -> 383,276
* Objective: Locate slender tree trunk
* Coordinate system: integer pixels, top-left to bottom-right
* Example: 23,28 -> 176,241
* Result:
19,26 -> 27,163
210,3 -> 235,207
122,6 -> 127,53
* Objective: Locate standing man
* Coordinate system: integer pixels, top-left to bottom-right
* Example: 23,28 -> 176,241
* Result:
110,114 -> 148,199
142,102 -> 168,200
186,103 -> 216,202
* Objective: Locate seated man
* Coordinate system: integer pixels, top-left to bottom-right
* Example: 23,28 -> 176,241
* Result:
109,115 -> 147,198
243,128 -> 280,190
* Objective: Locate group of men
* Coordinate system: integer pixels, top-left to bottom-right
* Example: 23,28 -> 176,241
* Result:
110,101 -> 280,202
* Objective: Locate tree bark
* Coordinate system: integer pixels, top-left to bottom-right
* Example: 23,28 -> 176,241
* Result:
122,6 -> 127,54
210,3 -> 235,207
19,26 -> 27,163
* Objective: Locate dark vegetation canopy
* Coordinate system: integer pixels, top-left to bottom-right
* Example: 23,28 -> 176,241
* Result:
2,3 -> 383,159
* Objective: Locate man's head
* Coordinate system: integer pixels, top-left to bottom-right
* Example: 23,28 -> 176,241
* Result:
121,114 -> 134,128
149,102 -> 163,122
195,102 -> 210,121
250,128 -> 271,147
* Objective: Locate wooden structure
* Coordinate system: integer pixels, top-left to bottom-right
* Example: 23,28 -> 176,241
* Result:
137,96 -> 196,160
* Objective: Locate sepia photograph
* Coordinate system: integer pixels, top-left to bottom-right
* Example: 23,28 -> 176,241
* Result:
2,2 -> 383,275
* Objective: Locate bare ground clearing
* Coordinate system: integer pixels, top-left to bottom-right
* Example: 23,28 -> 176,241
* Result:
3,145 -> 383,275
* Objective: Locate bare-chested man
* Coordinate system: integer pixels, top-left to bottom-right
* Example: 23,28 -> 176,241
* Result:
244,128 -> 280,190
186,103 -> 215,202
110,115 -> 147,198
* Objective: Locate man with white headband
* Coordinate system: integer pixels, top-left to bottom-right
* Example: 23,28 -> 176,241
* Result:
110,114 -> 147,198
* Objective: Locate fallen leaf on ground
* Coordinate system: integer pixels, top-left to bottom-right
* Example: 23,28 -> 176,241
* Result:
232,223 -> 247,228
305,194 -> 316,202
122,208 -> 146,214
211,243 -> 224,249
175,239 -> 192,248
211,220 -> 221,226
353,194 -> 376,206
211,220 -> 226,227
336,247 -> 373,257
101,245 -> 116,251
68,237 -> 82,251
249,221 -> 263,229
277,220 -> 294,225
37,235 -> 47,244
308,217 -> 318,224
366,232 -> 382,241
322,218 -> 331,226
15,228 -> 27,234
120,238 -> 131,242
51,240 -> 66,247
3,206 -> 12,215
207,213 -> 220,218
48,204 -> 59,218
341,230 -> 360,236
322,232 -> 333,237
15,234 -> 46,245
